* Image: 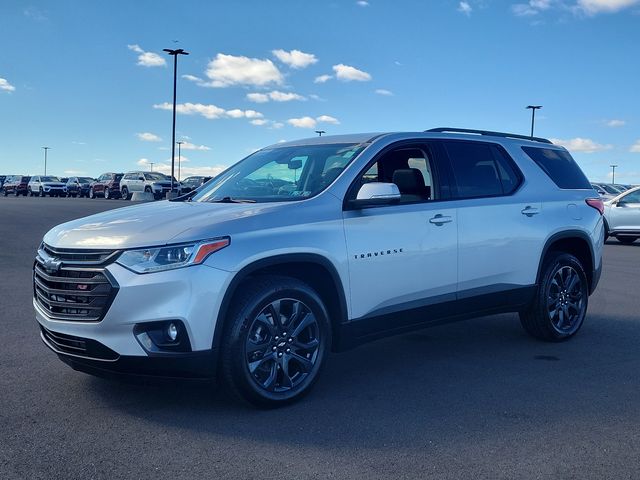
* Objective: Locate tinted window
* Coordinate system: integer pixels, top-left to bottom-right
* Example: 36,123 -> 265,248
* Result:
444,142 -> 521,198
522,147 -> 591,189
621,189 -> 640,203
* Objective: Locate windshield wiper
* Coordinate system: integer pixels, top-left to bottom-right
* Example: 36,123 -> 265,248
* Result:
212,196 -> 256,203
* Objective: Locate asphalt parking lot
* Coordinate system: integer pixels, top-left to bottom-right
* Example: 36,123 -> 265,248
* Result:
1,196 -> 640,480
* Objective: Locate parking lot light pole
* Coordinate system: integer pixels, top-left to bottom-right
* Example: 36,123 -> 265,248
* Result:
42,146 -> 50,175
315,130 -> 325,137
526,105 -> 542,138
177,141 -> 183,182
610,164 -> 618,184
149,162 -> 154,172
163,48 -> 189,194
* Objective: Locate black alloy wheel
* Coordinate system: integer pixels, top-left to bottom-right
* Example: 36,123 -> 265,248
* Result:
520,252 -> 588,341
245,298 -> 321,394
121,187 -> 129,200
222,275 -> 331,408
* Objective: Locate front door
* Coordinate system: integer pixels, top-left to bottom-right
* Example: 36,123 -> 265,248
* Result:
342,143 -> 458,328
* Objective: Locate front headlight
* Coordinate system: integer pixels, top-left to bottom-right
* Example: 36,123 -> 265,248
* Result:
116,237 -> 230,274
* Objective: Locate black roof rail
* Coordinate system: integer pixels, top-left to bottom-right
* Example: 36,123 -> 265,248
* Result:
425,127 -> 553,144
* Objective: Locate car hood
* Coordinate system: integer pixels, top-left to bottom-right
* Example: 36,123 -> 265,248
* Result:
43,200 -> 285,249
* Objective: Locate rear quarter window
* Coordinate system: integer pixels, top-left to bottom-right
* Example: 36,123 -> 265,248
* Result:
522,147 -> 591,189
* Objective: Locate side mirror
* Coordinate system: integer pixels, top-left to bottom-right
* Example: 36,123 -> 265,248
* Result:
138,176 -> 145,181
349,182 -> 401,208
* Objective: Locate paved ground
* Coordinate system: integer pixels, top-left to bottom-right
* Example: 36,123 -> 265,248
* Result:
1,196 -> 640,479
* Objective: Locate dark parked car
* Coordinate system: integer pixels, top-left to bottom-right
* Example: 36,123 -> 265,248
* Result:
179,175 -> 212,194
90,172 -> 123,199
65,177 -> 95,197
0,176 -> 6,189
2,175 -> 31,196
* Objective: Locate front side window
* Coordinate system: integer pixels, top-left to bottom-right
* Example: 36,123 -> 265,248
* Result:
353,146 -> 436,203
194,143 -> 366,203
444,141 -> 521,199
621,189 -> 640,203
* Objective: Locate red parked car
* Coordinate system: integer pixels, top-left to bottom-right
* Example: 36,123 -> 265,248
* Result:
89,173 -> 123,199
2,175 -> 31,196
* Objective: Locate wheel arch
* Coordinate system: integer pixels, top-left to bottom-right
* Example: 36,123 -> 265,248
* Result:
212,253 -> 350,354
537,230 -> 596,294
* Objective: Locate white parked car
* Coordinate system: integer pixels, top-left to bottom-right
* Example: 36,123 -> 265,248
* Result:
604,186 -> 640,244
34,128 -> 604,407
28,176 -> 66,197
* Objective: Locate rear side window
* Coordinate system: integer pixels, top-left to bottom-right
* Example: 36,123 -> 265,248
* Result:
443,141 -> 522,199
522,147 -> 591,189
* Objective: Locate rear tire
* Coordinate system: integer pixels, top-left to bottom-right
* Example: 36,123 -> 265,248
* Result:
221,275 -> 331,408
38,187 -> 43,197
89,187 -> 96,199
520,252 -> 588,342
121,187 -> 129,200
618,236 -> 638,245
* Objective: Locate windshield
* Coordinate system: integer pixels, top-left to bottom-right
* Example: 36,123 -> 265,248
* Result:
144,172 -> 169,181
601,184 -> 621,194
41,176 -> 59,182
79,177 -> 93,183
193,143 -> 366,203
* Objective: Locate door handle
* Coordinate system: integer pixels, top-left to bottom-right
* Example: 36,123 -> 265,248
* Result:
429,214 -> 453,225
521,206 -> 540,217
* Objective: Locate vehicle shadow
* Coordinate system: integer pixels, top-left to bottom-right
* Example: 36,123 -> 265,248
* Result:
81,311 -> 640,451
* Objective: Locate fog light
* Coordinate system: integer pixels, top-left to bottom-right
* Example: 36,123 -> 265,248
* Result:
167,323 -> 178,341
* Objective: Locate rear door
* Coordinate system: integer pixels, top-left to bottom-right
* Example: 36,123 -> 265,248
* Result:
342,142 -> 458,326
441,140 -> 543,298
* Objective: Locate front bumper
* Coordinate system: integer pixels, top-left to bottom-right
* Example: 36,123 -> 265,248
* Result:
41,327 -> 217,379
35,261 -> 232,378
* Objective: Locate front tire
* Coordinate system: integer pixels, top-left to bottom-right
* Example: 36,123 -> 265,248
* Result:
104,187 -> 110,199
121,186 -> 129,200
221,275 -> 331,408
89,187 -> 96,199
520,252 -> 588,342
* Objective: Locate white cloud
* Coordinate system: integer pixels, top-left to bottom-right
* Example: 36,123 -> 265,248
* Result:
458,1 -> 473,15
182,74 -> 204,83
314,74 -> 333,84
630,140 -> 640,153
137,132 -> 162,142
550,137 -> 613,153
356,1 -> 370,5
288,117 -> 317,129
606,119 -> 626,127
203,53 -> 283,88
512,0 -> 552,16
0,78 -> 16,92
24,6 -> 47,21
63,169 -> 88,175
287,115 -> 340,128
375,88 -> 394,96
153,102 -> 263,120
272,49 -> 318,69
272,122 -> 285,129
247,90 -> 306,103
251,119 -> 268,126
127,44 -> 166,67
180,142 -> 211,151
333,64 -> 372,82
246,93 -> 269,103
317,115 -> 340,125
577,0 -> 640,14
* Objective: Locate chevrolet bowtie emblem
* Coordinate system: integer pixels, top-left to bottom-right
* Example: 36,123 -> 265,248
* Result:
43,257 -> 62,273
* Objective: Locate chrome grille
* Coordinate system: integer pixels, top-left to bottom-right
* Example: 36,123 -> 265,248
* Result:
34,244 -> 119,322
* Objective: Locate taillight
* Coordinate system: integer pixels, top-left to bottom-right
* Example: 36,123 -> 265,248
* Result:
586,198 -> 604,215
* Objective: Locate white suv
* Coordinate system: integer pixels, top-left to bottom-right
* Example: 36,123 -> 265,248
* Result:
34,128 -> 604,407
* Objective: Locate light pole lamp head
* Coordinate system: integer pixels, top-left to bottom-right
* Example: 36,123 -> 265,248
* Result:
526,105 -> 542,110
315,130 -> 326,137
163,48 -> 189,56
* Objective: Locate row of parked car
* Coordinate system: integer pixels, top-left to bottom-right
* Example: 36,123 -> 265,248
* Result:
0,172 -> 212,200
590,182 -> 636,199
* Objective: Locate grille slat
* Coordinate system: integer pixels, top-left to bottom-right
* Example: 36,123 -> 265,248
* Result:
34,245 -> 118,323
40,326 -> 119,361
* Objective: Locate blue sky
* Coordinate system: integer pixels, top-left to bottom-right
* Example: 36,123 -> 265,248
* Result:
1,0 -> 639,183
